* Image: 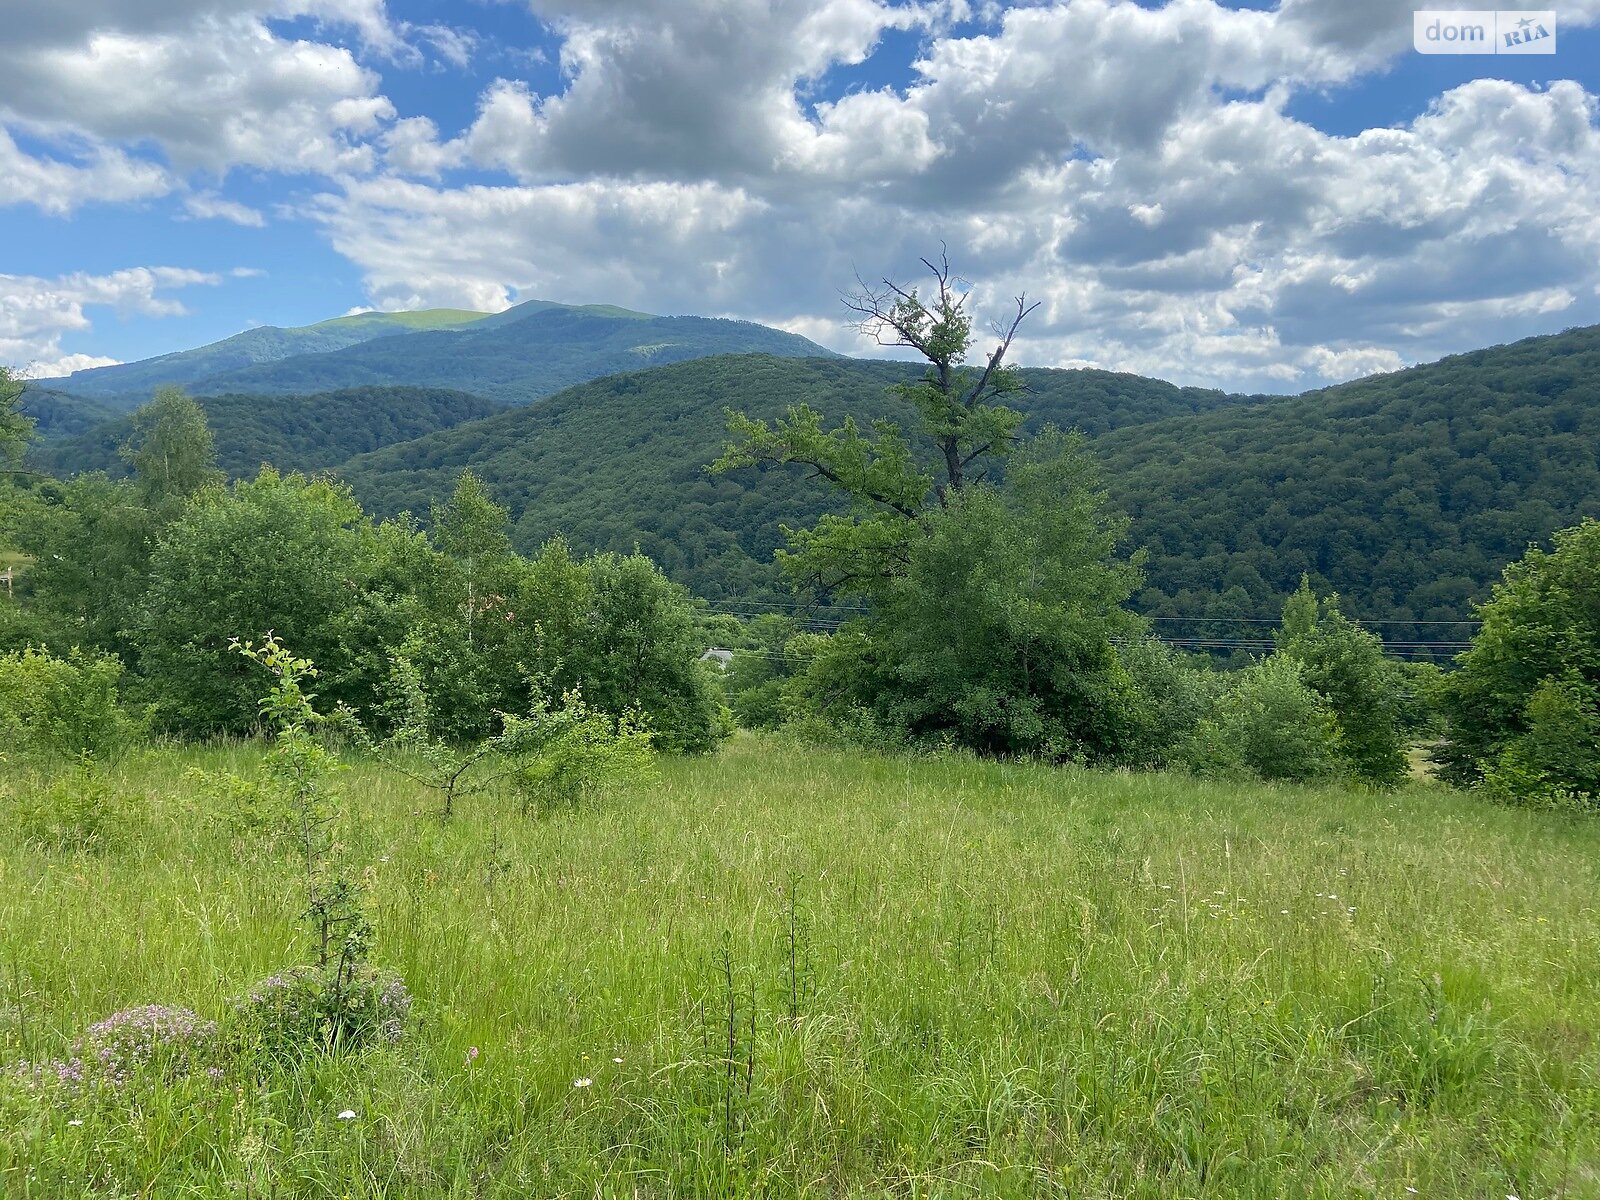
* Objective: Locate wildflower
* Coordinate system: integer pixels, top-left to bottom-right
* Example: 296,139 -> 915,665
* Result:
29,1005 -> 221,1092
466,1046 -> 480,1066
337,1110 -> 357,1120
67,1120 -> 83,1127
573,1077 -> 592,1088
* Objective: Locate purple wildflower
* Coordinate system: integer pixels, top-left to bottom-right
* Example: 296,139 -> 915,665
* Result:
18,1004 -> 221,1093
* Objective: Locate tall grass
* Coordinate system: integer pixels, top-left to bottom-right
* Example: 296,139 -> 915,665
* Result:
3,736 -> 1598,1197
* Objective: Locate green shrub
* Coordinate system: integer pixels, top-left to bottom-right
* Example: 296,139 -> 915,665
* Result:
1438,519 -> 1600,797
502,690 -> 657,817
781,703 -> 909,754
1275,580 -> 1409,789
0,647 -> 136,760
184,765 -> 295,841
1183,655 -> 1341,783
1480,674 -> 1599,810
1110,637 -> 1222,769
231,964 -> 411,1058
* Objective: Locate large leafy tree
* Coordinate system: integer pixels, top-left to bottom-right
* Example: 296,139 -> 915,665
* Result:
134,469 -> 389,733
123,386 -> 223,516
873,430 -> 1142,755
0,367 -> 33,464
713,257 -> 1141,758
1437,519 -> 1600,802
432,469 -> 516,649
21,388 -> 223,658
712,254 -> 1038,600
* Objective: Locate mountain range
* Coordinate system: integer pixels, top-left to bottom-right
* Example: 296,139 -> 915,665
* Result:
23,301 -> 1600,629
47,298 -> 833,409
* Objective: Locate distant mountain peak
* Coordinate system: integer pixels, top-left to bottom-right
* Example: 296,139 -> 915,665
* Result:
54,298 -> 833,409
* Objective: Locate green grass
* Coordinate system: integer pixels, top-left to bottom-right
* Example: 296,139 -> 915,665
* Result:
3,737 -> 1598,1197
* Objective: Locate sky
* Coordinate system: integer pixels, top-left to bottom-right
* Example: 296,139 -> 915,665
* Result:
2,0 -> 1599,393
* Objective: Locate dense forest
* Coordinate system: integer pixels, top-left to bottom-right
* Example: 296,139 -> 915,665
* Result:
31,386 -> 501,480
17,386 -> 119,439
1100,324 -> 1600,624
333,326 -> 1600,624
30,322 -> 1600,630
336,355 -> 1255,604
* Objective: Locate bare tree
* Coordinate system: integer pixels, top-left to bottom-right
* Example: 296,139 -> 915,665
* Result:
843,250 -> 1039,498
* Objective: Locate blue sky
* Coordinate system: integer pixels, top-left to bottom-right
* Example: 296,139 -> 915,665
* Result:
3,0 -> 1599,392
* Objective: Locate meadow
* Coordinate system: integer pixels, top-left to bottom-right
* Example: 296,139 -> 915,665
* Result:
3,737 -> 1598,1198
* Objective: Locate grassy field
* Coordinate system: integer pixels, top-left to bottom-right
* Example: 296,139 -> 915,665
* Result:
3,736 -> 1598,1197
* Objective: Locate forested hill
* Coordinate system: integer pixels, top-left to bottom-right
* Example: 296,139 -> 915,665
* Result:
336,355 -> 1259,603
18,385 -> 119,439
189,308 -> 838,406
1096,323 -> 1600,623
32,386 -> 500,480
57,309 -> 491,405
338,324 -> 1600,622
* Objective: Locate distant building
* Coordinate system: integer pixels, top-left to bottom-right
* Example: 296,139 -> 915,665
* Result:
699,648 -> 734,670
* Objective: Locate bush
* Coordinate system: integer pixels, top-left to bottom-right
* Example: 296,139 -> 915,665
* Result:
1183,655 -> 1341,783
1275,581 -> 1409,789
0,647 -> 136,760
1479,674 -> 1599,809
232,964 -> 411,1058
23,1005 -> 221,1092
502,690 -> 657,816
781,703 -> 910,754
1109,638 -> 1221,769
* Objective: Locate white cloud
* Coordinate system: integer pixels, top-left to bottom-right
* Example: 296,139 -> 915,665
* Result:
0,20 -> 393,177
10,0 -> 1600,390
26,353 -> 122,380
0,267 -> 223,376
184,192 -> 268,227
0,129 -> 172,215
311,175 -> 772,312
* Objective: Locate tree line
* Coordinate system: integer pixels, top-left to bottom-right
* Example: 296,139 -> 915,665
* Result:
1,259 -> 1596,809
1,377 -> 729,754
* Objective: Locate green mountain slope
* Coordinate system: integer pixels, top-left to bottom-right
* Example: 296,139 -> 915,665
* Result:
1095,324 -> 1600,624
190,308 -> 838,405
33,386 -> 500,480
17,385 -> 119,440
336,355 -> 1254,602
60,309 -> 491,405
467,297 -> 654,330
336,326 -> 1600,623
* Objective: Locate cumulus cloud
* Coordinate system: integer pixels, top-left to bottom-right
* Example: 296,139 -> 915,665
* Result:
12,0 -> 1600,389
0,129 -> 172,214
316,0 -> 1600,390
0,267 -> 223,375
0,0 -> 438,222
0,20 -> 393,176
183,192 -> 269,227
